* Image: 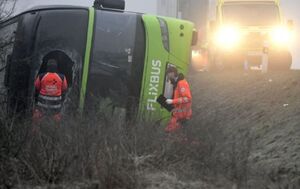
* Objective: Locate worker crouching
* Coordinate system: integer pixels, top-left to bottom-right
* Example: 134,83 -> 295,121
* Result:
165,67 -> 192,132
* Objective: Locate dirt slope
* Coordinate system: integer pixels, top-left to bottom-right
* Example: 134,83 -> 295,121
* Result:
189,70 -> 300,188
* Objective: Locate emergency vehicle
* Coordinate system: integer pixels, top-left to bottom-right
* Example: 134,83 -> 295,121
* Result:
204,0 -> 293,70
0,1 -> 197,122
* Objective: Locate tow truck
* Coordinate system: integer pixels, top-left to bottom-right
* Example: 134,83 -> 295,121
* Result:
199,0 -> 293,71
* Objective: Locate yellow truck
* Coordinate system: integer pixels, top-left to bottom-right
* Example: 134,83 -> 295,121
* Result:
205,0 -> 293,70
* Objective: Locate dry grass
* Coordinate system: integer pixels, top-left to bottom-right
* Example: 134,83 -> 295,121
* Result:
0,0 -> 16,23
2,101 -> 296,188
1,112 -> 227,189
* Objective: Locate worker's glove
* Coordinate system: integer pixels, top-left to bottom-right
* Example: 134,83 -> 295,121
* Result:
166,99 -> 173,104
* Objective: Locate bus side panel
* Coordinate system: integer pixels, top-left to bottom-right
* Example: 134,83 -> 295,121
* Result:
165,17 -> 194,92
161,17 -> 194,122
165,17 -> 194,72
139,15 -> 195,123
139,15 -> 169,121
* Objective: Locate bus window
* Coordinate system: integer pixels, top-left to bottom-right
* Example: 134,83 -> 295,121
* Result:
86,11 -> 145,111
0,22 -> 18,112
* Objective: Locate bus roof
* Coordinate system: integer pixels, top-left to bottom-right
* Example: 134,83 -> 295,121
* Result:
0,5 -> 89,25
27,5 -> 88,12
0,5 -> 145,26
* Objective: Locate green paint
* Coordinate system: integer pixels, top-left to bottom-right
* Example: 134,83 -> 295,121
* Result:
78,10 -> 194,119
138,15 -> 194,122
79,7 -> 95,112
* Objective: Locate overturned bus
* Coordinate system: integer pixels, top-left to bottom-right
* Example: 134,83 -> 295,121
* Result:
0,5 -> 197,122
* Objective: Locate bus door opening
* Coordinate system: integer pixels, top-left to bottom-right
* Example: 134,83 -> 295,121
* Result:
35,50 -> 77,113
164,64 -> 177,99
39,50 -> 74,87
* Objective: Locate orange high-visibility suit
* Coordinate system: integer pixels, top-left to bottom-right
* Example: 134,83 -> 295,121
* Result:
33,72 -> 68,123
165,77 -> 192,132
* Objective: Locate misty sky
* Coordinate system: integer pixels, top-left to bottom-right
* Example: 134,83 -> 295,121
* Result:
280,0 -> 300,69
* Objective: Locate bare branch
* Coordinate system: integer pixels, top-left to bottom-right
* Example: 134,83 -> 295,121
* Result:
0,0 -> 17,23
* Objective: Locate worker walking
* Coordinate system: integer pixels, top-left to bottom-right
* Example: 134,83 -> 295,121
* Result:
33,59 -> 68,124
165,67 -> 192,133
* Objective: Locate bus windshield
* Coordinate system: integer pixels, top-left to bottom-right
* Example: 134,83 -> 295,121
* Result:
222,3 -> 280,26
87,10 -> 146,107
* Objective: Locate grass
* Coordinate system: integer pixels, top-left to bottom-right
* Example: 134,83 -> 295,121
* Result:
0,112 -> 219,188
2,107 -> 296,189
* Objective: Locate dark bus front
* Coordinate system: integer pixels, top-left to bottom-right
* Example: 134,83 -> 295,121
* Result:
85,10 -> 145,117
0,6 -> 145,117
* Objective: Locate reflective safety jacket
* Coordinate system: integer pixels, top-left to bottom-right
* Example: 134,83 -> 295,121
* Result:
171,78 -> 192,120
34,72 -> 68,111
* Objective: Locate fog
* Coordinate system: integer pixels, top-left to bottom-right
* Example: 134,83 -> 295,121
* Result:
281,0 -> 300,69
11,0 -> 300,68
126,0 -> 157,14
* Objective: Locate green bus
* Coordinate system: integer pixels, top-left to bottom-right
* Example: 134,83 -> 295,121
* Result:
0,3 -> 196,122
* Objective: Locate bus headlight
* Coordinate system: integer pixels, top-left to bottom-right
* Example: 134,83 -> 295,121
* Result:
158,17 -> 170,52
270,26 -> 292,45
214,26 -> 241,50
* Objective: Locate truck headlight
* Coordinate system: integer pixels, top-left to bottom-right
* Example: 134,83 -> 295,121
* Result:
215,26 -> 241,49
192,50 -> 200,58
270,26 -> 291,45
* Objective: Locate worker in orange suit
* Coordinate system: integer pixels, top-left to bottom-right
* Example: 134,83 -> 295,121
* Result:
165,66 -> 192,132
33,59 -> 68,124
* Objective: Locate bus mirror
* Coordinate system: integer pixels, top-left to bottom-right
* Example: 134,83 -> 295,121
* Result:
93,0 -> 125,10
287,20 -> 294,30
192,30 -> 198,46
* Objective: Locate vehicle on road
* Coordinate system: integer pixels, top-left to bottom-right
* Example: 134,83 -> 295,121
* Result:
201,0 -> 293,71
